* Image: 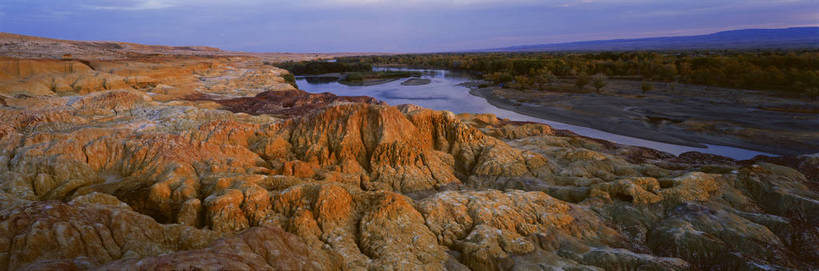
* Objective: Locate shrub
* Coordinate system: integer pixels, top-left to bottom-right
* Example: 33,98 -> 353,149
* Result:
484,72 -> 514,84
345,73 -> 364,82
806,87 -> 819,100
536,69 -> 557,87
283,73 -> 298,88
592,73 -> 608,93
641,81 -> 654,93
575,72 -> 591,90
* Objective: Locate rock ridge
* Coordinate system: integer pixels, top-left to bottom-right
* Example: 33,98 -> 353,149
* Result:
0,54 -> 816,270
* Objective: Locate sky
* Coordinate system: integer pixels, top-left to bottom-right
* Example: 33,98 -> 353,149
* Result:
0,0 -> 817,52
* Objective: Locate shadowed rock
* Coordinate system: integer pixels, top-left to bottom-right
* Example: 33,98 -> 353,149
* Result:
188,89 -> 381,118
0,48 -> 817,270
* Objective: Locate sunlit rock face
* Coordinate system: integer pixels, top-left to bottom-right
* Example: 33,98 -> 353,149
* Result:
0,53 -> 817,270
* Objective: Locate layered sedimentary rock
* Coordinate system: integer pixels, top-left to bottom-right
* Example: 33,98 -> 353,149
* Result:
0,51 -> 817,270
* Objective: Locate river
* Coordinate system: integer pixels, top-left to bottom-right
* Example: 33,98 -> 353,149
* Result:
296,67 -> 771,160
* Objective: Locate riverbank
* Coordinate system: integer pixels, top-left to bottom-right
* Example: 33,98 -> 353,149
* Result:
401,78 -> 431,86
297,68 -> 771,159
298,71 -> 423,86
469,80 -> 819,156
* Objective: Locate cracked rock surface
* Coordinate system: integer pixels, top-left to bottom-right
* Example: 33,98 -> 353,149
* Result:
0,51 -> 817,270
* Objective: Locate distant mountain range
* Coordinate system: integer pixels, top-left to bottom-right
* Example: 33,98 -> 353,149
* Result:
481,27 -> 819,52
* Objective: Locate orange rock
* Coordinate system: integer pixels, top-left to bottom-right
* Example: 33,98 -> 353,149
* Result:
0,47 -> 817,270
96,225 -> 341,270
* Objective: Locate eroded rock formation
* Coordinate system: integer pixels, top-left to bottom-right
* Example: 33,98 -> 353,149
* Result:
0,50 -> 817,270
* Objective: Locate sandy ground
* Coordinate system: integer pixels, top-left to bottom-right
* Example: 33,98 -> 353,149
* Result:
470,79 -> 819,155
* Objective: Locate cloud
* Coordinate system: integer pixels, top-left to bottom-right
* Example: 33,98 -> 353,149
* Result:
80,0 -> 284,10
18,0 -> 814,12
77,0 -> 799,11
3,0 -> 813,52
195,0 -> 603,9
298,0 -> 555,7
84,0 -> 176,10
73,0 -> 567,11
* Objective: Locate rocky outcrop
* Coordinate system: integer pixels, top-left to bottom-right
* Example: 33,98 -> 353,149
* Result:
749,153 -> 819,185
0,53 -> 817,270
191,89 -> 381,118
0,55 -> 298,102
96,225 -> 341,271
0,193 -> 221,270
270,183 -> 451,269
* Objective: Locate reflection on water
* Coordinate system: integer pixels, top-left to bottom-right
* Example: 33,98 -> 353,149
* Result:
296,67 -> 771,160
304,76 -> 340,84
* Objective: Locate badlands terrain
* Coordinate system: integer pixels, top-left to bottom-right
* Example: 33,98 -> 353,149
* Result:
0,34 -> 818,270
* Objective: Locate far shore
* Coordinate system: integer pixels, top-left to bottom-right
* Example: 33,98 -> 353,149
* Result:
467,80 -> 819,156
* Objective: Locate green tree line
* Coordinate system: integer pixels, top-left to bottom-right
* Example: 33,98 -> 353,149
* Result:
276,61 -> 372,75
338,51 -> 819,97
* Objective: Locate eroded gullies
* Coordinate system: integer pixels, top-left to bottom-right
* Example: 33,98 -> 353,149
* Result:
1,50 -> 818,270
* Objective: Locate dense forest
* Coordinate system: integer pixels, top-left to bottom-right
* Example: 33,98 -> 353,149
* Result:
275,61 -> 372,75
273,60 -> 423,86
332,51 -> 819,98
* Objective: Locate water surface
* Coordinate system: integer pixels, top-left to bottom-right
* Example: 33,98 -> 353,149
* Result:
296,67 -> 771,160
